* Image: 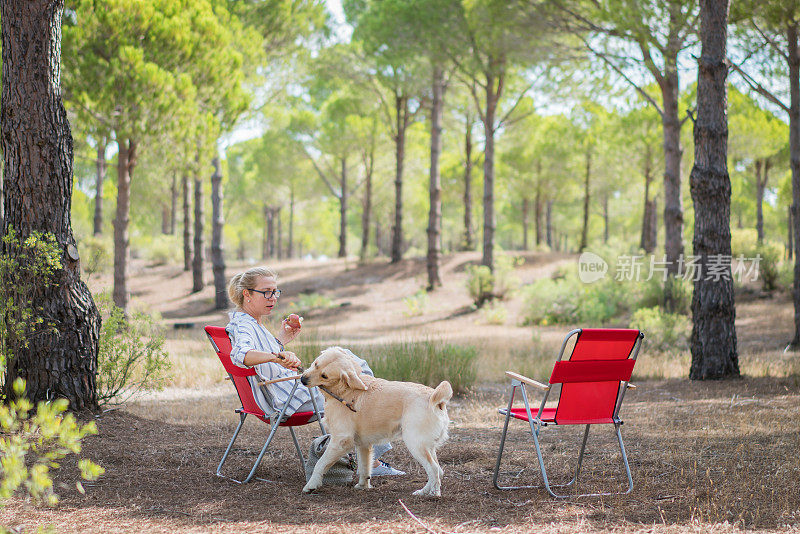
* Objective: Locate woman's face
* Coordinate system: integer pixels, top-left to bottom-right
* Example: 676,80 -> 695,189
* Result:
244,275 -> 279,317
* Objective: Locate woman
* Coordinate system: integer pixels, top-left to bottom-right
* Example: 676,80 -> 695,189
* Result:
226,266 -> 403,476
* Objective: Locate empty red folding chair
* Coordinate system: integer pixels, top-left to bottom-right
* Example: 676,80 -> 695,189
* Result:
493,328 -> 643,498
205,326 -> 325,484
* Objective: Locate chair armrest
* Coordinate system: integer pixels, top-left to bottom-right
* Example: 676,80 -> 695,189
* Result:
505,371 -> 550,391
258,375 -> 302,386
626,383 -> 637,389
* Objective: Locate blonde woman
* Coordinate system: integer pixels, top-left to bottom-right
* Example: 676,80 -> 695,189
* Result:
226,266 -> 403,476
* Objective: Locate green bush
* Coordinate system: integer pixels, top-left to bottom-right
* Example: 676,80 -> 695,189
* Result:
0,230 -> 62,396
731,228 -> 759,257
402,290 -> 429,317
755,241 -> 784,291
1,378 -> 104,508
145,234 -> 182,266
354,340 -> 478,394
289,292 -> 335,315
78,234 -> 112,279
465,254 -> 521,307
629,306 -> 690,352
95,293 -> 172,405
479,301 -> 507,325
662,275 -> 692,316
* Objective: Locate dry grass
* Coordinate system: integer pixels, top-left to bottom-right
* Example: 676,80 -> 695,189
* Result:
3,253 -> 800,533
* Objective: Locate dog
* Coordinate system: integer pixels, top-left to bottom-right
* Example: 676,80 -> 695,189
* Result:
300,346 -> 453,497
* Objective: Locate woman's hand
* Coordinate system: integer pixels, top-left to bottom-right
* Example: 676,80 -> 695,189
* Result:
276,314 -> 303,346
274,351 -> 301,370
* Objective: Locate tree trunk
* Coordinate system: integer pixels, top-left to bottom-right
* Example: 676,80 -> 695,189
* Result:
93,140 -> 106,236
602,194 -> 609,244
360,145 -> 374,262
522,197 -> 530,251
755,158 -> 765,244
462,117 -> 475,251
210,157 -> 226,310
262,204 -> 270,259
113,139 -> 136,310
482,65 -> 501,270
192,170 -> 204,293
789,205 -> 794,261
640,146 -> 656,253
580,147 -> 591,252
789,22 -> 800,348
391,95 -> 409,263
288,187 -> 295,258
1,0 -> 101,408
535,167 -> 543,246
169,173 -> 177,235
276,206 -> 283,260
161,204 -> 170,234
182,173 -> 192,271
427,66 -> 445,290
546,199 -> 553,248
689,0 -> 739,380
375,219 -> 383,256
339,157 -> 347,258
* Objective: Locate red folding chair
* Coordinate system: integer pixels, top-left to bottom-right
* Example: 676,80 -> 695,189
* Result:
205,326 -> 325,484
493,328 -> 643,498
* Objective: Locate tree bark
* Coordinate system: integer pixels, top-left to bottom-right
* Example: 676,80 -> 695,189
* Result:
93,140 -> 106,236
360,145 -> 374,262
391,95 -> 409,263
338,157 -> 347,258
192,170 -> 204,292
276,206 -> 283,260
535,167 -> 543,247
789,22 -> 800,348
755,158 -> 770,244
182,173 -> 192,271
427,65 -> 445,290
521,197 -> 530,251
113,138 -> 136,310
210,156 -> 226,310
462,116 -> 475,251
1,0 -> 101,409
546,199 -> 553,249
789,205 -> 794,261
689,0 -> 739,380
640,145 -> 656,253
262,203 -> 271,259
169,173 -> 177,235
482,64 -> 501,270
580,147 -> 591,252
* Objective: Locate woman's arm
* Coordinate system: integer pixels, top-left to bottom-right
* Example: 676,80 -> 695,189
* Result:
243,350 -> 301,369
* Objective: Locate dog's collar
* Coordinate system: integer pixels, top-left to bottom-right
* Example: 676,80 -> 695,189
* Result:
319,386 -> 358,413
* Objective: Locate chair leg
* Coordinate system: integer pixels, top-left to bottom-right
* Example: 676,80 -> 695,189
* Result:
615,423 -> 634,495
289,427 -> 306,477
216,412 -> 249,483
494,387 -> 545,491
241,417 -> 282,483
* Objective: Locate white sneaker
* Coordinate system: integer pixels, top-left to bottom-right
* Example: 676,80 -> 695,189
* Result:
371,460 -> 405,476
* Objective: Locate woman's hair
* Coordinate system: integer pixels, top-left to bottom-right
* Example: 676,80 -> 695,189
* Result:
228,266 -> 278,308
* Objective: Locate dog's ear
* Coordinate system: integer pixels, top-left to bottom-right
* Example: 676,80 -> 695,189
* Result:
341,369 -> 368,390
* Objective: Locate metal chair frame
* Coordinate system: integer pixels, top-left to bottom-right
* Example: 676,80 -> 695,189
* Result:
205,326 -> 326,484
493,328 -> 643,498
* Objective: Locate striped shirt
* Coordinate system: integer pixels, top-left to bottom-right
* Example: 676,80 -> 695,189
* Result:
226,311 -> 373,416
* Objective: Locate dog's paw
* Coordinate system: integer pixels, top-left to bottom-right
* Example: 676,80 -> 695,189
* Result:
413,487 -> 441,497
354,480 -> 372,490
302,482 -> 320,494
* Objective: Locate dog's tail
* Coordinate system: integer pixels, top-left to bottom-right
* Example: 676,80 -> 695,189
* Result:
429,381 -> 453,410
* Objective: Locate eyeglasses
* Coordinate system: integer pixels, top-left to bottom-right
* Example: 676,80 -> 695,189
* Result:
250,288 -> 281,299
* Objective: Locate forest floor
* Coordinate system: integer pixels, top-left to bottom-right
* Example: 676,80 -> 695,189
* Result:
2,251 -> 799,533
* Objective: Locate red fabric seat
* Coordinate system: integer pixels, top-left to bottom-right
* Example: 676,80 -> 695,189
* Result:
493,328 -> 643,498
205,325 -> 325,484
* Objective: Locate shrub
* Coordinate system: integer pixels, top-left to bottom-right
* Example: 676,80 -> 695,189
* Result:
354,340 -> 478,394
402,290 -> 429,317
0,230 -> 62,396
95,293 -> 172,405
479,302 -> 507,325
290,292 -> 335,315
629,306 -> 690,352
465,254 -> 521,307
662,275 -> 692,316
731,228 -> 759,257
145,235 -> 182,266
754,241 -> 784,291
1,378 -> 104,508
78,234 -> 112,279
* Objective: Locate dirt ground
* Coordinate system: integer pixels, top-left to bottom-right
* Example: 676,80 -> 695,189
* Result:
3,253 -> 800,533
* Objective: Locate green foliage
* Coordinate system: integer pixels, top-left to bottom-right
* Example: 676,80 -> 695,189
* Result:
0,378 -> 104,508
629,307 -> 690,353
731,228 -> 759,257
287,293 -> 335,316
478,301 -> 507,325
755,241 -> 784,291
403,290 -> 429,317
466,254 -> 521,307
0,230 -> 63,394
95,294 -> 172,405
663,276 -> 692,316
141,234 -> 182,266
356,340 -> 477,394
78,234 -> 113,279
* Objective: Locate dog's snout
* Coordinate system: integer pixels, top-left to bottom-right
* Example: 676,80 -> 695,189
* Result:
300,375 -> 309,386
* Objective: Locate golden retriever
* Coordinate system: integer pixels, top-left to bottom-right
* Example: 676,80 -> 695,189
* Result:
300,346 -> 453,497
